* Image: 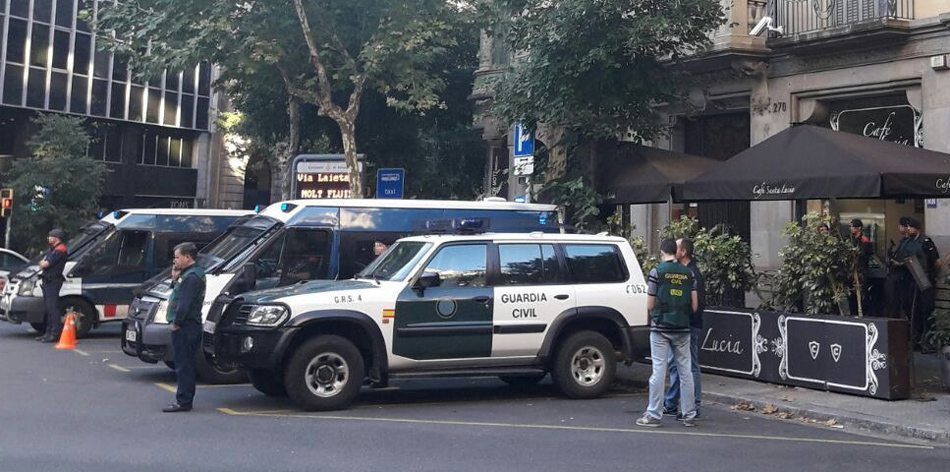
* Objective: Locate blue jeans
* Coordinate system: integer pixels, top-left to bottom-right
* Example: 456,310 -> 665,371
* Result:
646,331 -> 696,420
664,326 -> 702,415
171,320 -> 201,406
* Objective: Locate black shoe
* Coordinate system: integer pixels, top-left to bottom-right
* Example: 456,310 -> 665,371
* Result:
41,337 -> 57,343
662,408 -> 678,417
162,403 -> 192,413
35,336 -> 48,342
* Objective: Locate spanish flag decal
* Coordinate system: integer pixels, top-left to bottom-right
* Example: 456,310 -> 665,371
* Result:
382,309 -> 395,324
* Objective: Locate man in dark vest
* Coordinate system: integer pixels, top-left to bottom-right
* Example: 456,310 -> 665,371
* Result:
848,219 -> 873,316
663,238 -> 704,419
637,239 -> 699,428
896,218 -> 940,348
163,242 -> 206,413
37,229 -> 68,343
887,217 -> 912,318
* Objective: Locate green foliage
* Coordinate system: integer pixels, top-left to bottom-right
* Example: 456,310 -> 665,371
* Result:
6,115 -> 108,255
768,212 -> 854,315
925,309 -> 950,348
484,0 -> 725,228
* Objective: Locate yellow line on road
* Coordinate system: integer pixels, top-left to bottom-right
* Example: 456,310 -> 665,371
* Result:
72,349 -> 90,356
108,364 -> 130,373
154,382 -> 251,393
155,382 -> 177,393
80,350 -> 123,354
216,408 -> 934,450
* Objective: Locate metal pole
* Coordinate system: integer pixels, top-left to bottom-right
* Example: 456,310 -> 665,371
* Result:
4,211 -> 11,249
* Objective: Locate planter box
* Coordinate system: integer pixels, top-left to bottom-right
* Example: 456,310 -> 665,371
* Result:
700,308 -> 910,400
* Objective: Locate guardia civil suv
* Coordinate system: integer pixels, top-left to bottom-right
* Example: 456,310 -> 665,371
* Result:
205,232 -> 650,411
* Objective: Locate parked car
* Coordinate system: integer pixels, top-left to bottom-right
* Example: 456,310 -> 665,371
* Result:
0,248 -> 29,291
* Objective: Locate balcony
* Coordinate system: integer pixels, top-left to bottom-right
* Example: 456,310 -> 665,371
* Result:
769,0 -> 915,50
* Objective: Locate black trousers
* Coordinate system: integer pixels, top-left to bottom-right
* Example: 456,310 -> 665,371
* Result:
898,279 -> 936,346
41,279 -> 63,338
171,320 -> 201,406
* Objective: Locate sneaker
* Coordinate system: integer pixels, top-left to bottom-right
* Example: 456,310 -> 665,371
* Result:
635,415 -> 661,428
662,408 -> 678,417
682,417 -> 697,427
676,412 -> 701,421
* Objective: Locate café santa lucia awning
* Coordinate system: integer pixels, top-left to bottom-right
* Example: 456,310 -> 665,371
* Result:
679,125 -> 950,202
596,142 -> 719,204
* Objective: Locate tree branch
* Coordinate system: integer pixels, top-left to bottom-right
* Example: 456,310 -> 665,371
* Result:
292,0 -> 336,108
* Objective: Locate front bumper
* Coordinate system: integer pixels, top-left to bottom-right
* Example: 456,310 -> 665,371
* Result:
0,293 -> 46,325
120,298 -> 174,363
204,301 -> 295,370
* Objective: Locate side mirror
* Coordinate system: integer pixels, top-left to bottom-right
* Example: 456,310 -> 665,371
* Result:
242,263 -> 258,292
413,271 -> 441,294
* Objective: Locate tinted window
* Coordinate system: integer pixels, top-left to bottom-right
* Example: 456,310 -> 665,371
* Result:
282,230 -> 331,284
75,230 -> 149,276
498,244 -> 559,286
154,215 -> 235,233
422,244 -> 487,288
564,244 -> 626,283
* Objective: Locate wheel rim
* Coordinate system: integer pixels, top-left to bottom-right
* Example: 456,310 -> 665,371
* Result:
304,352 -> 350,398
570,345 -> 606,387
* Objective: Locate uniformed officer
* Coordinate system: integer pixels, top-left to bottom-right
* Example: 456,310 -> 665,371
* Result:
848,219 -> 873,316
37,229 -> 68,343
637,239 -> 699,428
163,242 -> 206,413
886,217 -> 912,318
895,218 -> 940,347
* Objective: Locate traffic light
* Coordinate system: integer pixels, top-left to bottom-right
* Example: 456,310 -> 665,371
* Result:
30,185 -> 50,212
1,188 -> 12,218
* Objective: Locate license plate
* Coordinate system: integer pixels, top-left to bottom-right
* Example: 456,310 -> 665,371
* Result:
203,320 -> 216,334
125,329 -> 137,342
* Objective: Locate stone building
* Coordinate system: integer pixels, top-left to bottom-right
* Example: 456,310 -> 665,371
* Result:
474,0 -> 950,277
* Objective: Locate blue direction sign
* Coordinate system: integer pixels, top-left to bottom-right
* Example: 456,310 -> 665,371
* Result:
376,168 -> 405,199
513,121 -> 535,157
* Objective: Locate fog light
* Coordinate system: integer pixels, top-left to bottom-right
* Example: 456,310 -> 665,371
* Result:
241,336 -> 254,353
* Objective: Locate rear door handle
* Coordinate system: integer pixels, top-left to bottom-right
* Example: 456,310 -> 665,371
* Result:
554,294 -> 570,300
473,296 -> 490,303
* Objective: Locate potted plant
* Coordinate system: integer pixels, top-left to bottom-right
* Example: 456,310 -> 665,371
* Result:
925,308 -> 950,392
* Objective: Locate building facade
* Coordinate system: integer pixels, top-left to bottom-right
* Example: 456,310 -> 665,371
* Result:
475,0 -> 950,281
0,0 -> 244,210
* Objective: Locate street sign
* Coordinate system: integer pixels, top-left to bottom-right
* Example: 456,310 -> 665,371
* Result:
513,121 -> 534,157
291,154 -> 363,199
376,168 -> 405,199
513,156 -> 534,176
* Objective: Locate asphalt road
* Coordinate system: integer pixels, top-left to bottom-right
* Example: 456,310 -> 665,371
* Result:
0,322 -> 947,472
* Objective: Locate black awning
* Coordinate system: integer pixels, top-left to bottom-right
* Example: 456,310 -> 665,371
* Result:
679,125 -> 950,201
597,142 -> 719,204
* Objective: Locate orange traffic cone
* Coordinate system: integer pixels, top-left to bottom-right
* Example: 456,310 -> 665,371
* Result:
55,312 -> 77,350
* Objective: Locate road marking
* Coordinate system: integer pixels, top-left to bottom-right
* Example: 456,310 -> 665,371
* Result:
108,364 -> 130,373
216,408 -> 934,450
154,382 -> 252,393
79,350 -> 123,354
73,349 -> 90,357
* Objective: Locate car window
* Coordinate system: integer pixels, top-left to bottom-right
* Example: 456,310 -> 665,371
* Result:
498,244 -> 560,286
282,230 -> 331,284
563,244 -> 627,283
422,244 -> 487,288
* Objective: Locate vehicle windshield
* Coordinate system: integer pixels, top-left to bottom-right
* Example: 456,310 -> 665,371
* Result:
66,221 -> 113,258
356,241 -> 431,281
198,221 -> 274,272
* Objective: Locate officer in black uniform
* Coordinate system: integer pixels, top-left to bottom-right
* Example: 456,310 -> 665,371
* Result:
37,229 -> 68,343
886,217 -> 912,318
899,218 -> 940,346
848,219 -> 873,316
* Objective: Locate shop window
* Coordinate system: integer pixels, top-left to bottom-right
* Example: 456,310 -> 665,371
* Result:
30,24 -> 50,67
52,29 -> 69,70
70,76 -> 87,113
2,65 -> 24,105
26,68 -> 46,108
6,19 -> 28,64
49,72 -> 67,110
55,0 -> 75,27
73,33 -> 91,75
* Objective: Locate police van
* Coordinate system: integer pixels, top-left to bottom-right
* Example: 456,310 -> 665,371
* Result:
205,232 -> 648,410
122,199 -> 559,383
0,209 -> 254,337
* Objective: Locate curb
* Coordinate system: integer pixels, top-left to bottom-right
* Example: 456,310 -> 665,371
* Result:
701,390 -> 950,445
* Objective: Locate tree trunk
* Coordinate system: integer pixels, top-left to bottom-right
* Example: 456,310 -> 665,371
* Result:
337,116 -> 363,198
278,95 -> 302,200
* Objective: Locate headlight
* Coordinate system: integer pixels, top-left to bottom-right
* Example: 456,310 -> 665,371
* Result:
18,278 -> 36,296
245,305 -> 289,327
151,300 -> 170,324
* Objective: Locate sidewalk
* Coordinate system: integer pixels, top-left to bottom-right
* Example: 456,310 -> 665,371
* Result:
616,353 -> 950,444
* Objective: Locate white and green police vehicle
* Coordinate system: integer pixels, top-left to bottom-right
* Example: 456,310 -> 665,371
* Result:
0,209 -> 253,337
205,232 -> 649,411
123,199 -> 560,383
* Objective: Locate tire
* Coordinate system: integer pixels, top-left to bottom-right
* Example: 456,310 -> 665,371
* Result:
550,331 -> 617,399
60,298 -> 95,339
249,369 -> 287,397
499,373 -> 546,387
284,335 -> 364,411
195,351 -> 247,384
29,322 -> 47,333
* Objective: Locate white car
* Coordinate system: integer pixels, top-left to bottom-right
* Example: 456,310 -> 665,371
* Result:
0,249 -> 29,291
206,232 -> 650,411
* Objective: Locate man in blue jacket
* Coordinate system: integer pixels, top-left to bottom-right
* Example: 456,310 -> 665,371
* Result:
163,243 -> 206,413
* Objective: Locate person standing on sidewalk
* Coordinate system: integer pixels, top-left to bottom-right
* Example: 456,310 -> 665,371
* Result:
663,238 -> 704,419
637,239 -> 699,428
37,229 -> 68,343
163,243 -> 206,413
